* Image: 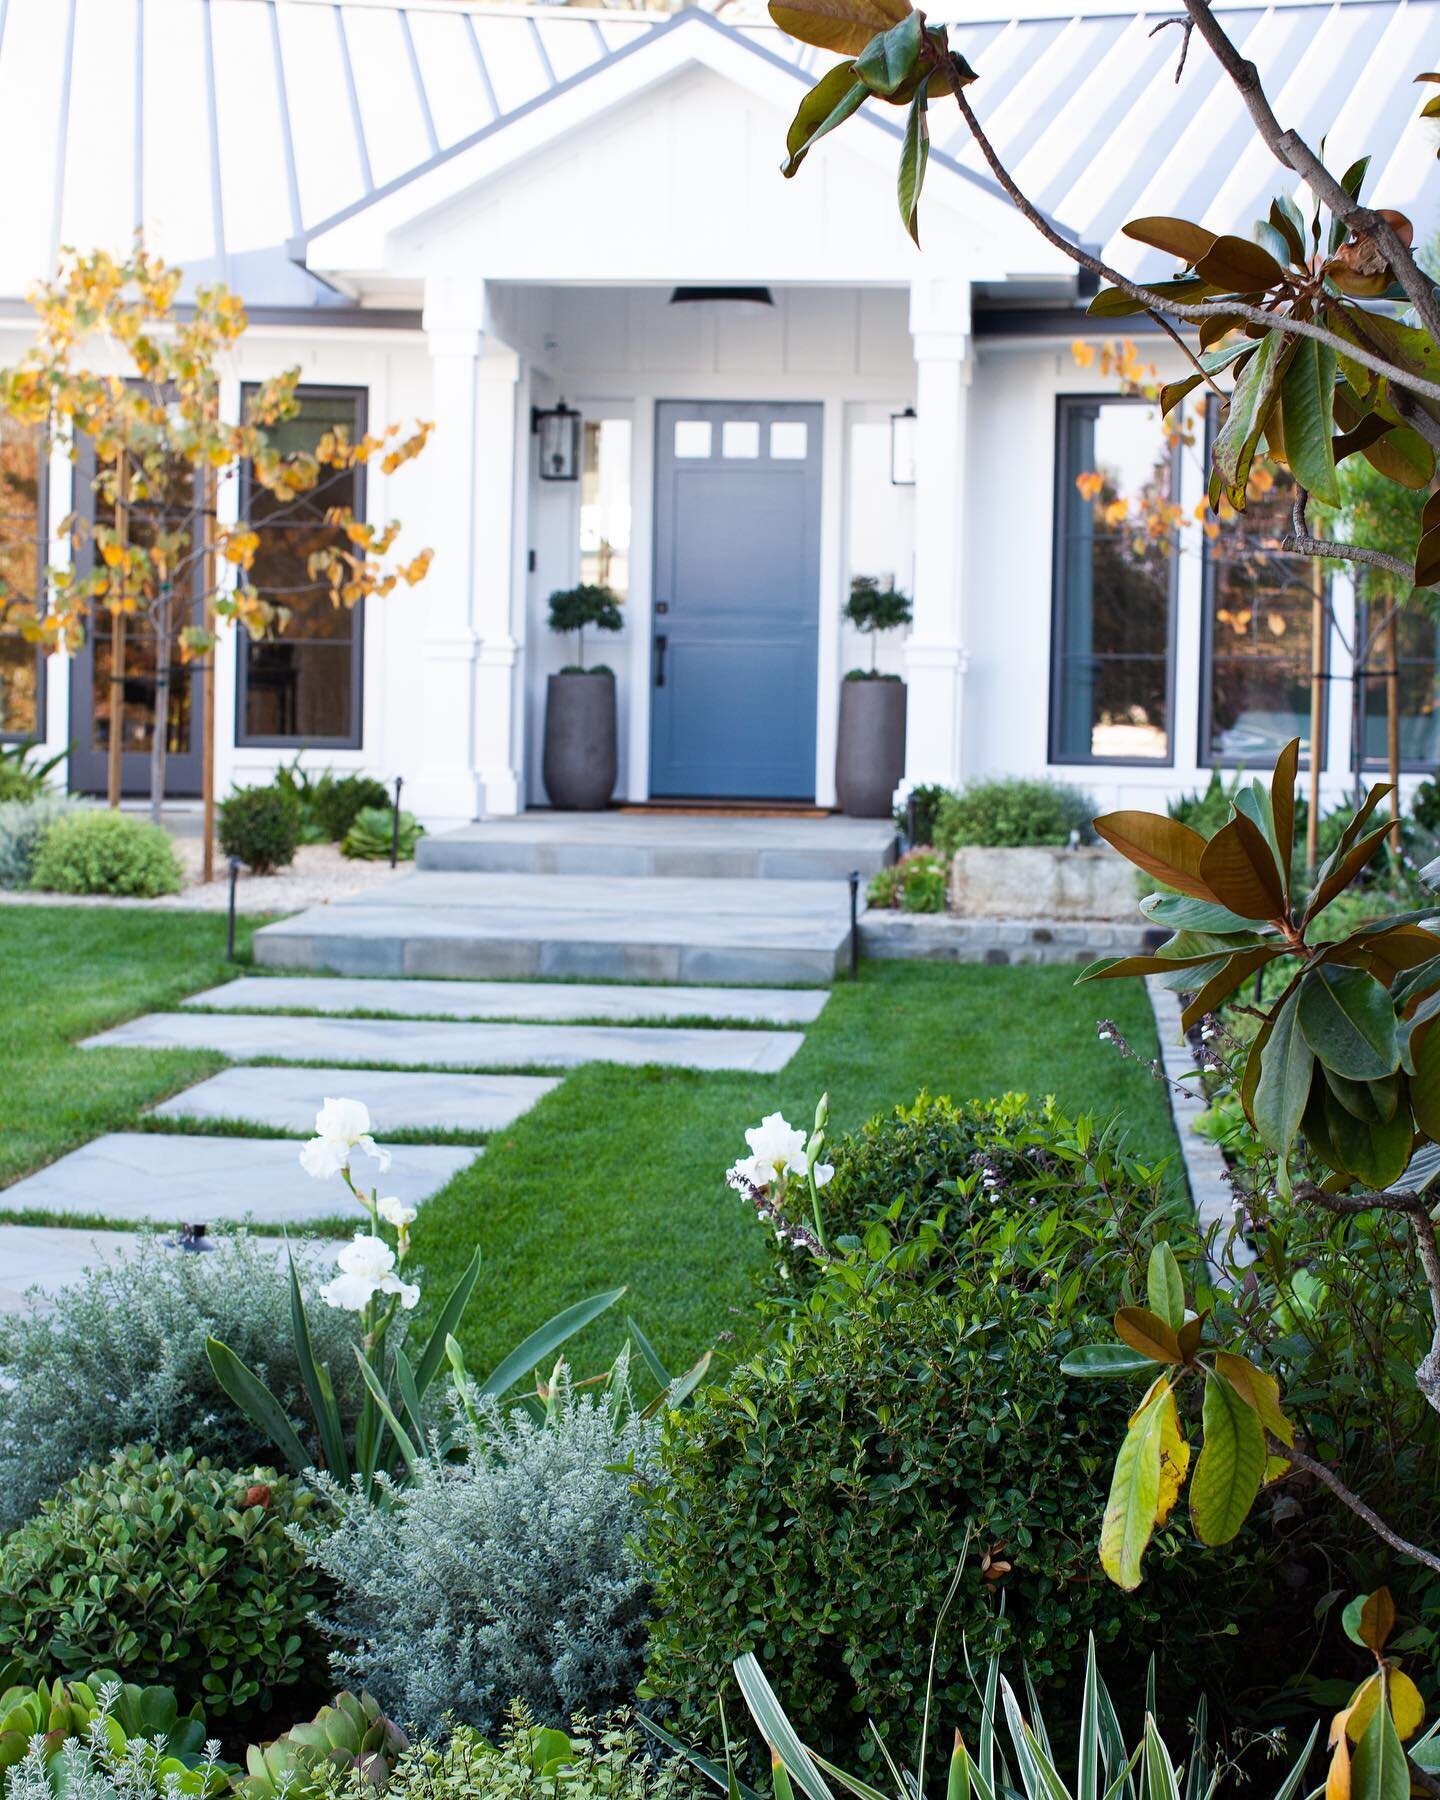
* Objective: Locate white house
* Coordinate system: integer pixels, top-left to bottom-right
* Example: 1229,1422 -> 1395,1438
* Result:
0,0 -> 1436,826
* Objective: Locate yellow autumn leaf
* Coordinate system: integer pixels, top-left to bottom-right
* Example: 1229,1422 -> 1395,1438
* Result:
1155,1384 -> 1190,1526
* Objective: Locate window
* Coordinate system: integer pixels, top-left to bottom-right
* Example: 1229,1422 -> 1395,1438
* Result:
580,419 -> 631,599
1357,598 -> 1440,769
1050,397 -> 1176,763
0,413 -> 45,740
237,387 -> 365,747
1201,410 -> 1321,767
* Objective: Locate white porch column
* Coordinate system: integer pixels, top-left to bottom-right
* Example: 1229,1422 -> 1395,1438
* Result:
905,274 -> 972,787
472,348 -> 523,816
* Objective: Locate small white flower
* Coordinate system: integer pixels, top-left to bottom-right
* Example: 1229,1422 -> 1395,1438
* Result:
812,1162 -> 834,1188
727,1153 -> 776,1193
300,1097 -> 391,1181
377,1196 -> 417,1230
744,1113 -> 806,1182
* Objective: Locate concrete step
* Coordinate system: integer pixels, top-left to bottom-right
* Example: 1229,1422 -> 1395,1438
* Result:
152,1066 -> 559,1133
84,1011 -> 807,1073
184,975 -> 830,1028
416,814 -> 896,881
252,870 -> 853,985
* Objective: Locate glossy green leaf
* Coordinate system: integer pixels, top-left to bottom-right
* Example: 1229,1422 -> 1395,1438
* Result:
1298,963 -> 1400,1080
1212,330 -> 1295,510
897,88 -> 929,246
854,10 -> 922,95
1323,1086 -> 1413,1189
1099,1380 -> 1168,1589
1409,1019 -> 1440,1139
1086,277 -> 1219,319
1268,195 -> 1306,264
1252,988 -> 1313,1159
1189,1368 -> 1265,1546
1350,1674 -> 1409,1800
782,63 -> 869,177
1060,1343 -> 1160,1378
1213,1350 -> 1294,1448
1281,338 -> 1340,506
1146,1243 -> 1185,1332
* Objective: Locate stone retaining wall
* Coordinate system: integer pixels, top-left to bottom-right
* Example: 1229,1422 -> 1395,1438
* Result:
859,913 -> 1160,965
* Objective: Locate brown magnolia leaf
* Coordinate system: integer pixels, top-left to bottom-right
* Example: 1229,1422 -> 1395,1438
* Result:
1417,522 -> 1440,589
1272,737 -> 1298,883
1326,213 -> 1413,297
1114,1305 -> 1184,1365
1423,489 -> 1440,534
1358,1587 -> 1396,1652
1093,811 -> 1217,902
1198,813 -> 1287,921
1121,216 -> 1218,266
1194,234 -> 1288,293
768,0 -> 911,56
1214,1350 -> 1295,1447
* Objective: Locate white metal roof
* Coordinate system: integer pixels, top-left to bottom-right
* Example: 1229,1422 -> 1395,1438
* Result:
0,0 -> 1434,310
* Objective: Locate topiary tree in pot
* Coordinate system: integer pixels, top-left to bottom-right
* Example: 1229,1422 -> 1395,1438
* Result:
543,584 -> 623,811
837,575 -> 911,818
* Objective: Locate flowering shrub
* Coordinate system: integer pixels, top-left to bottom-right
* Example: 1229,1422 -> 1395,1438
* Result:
0,1445 -> 326,1716
866,847 -> 947,912
0,1230 -> 364,1532
302,1374 -> 658,1738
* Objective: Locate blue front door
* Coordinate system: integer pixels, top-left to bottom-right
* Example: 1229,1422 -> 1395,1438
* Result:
650,400 -> 822,800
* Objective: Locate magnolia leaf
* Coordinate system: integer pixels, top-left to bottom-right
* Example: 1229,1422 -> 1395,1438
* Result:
1086,276 -> 1219,319
1305,823 -> 1397,921
1093,812 -> 1217,903
1271,737 -> 1299,886
1114,1306 -> 1184,1365
1269,195 -> 1307,264
1388,1670 -> 1425,1742
1252,989 -> 1313,1163
1327,1720 -> 1352,1800
1189,1368 -> 1265,1546
1409,1019 -> 1440,1139
1198,813 -> 1287,921
1179,950 -> 1283,1035
1361,425 -> 1434,490
1213,330 -> 1296,510
1060,1343 -> 1159,1378
1099,1380 -> 1168,1589
1194,233 -> 1288,292
1345,1589 -> 1397,1653
897,87 -> 929,246
783,64 -> 869,177
1323,1087 -> 1413,1190
1298,964 -> 1400,1080
1139,892 -> 1264,933
1417,523 -> 1440,590
1146,1243 -> 1186,1332
767,0 -> 911,57
1350,1676 -> 1409,1800
1121,217 -> 1218,266
1213,1350 -> 1294,1448
854,10 -> 923,95
1154,1385 -> 1190,1529
1281,339 -> 1340,506
1176,1313 -> 1206,1360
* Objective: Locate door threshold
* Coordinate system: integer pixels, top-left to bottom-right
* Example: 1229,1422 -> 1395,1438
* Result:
619,800 -> 830,818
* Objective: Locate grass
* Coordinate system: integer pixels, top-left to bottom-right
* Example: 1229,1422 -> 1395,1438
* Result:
413,959 -> 1177,1381
0,912 -> 1178,1380
0,906 -> 266,1188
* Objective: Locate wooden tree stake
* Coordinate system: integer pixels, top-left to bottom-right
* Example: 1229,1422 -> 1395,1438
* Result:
105,449 -> 129,809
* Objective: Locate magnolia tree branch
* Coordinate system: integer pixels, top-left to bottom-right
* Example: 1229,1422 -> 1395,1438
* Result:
1293,1180 -> 1440,1416
1288,490 -> 1415,580
1177,0 -> 1440,348
936,65 -> 1440,409
1271,1437 -> 1440,1573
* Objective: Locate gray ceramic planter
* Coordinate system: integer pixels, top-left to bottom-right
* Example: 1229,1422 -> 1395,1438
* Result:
543,671 -> 617,811
835,677 -> 906,818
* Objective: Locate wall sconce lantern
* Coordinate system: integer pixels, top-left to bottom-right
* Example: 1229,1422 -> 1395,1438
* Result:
890,407 -> 917,486
532,399 -> 581,482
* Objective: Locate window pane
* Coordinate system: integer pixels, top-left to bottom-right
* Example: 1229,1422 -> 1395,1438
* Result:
0,414 -> 43,737
722,420 -> 759,459
580,419 -> 631,600
674,421 -> 711,458
1359,602 -> 1440,766
1051,400 -> 1173,762
241,389 -> 363,743
770,421 -> 807,460
1204,452 -> 1319,765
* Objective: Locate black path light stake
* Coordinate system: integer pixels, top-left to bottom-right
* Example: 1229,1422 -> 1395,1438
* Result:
226,856 -> 240,962
391,775 -> 404,868
848,869 -> 860,980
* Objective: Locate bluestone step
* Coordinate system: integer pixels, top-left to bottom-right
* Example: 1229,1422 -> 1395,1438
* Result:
0,1135 -> 476,1226
417,814 -> 896,881
152,1066 -> 559,1133
185,975 -> 829,1027
84,1012 -> 806,1073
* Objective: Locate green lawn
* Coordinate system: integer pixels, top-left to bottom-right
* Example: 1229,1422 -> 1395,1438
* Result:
0,910 -> 1177,1376
414,959 -> 1177,1380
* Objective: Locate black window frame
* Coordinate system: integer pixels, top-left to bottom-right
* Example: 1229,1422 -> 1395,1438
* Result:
234,383 -> 368,751
1199,397 -> 1326,771
1353,594 -> 1440,774
1048,392 -> 1181,769
0,414 -> 48,745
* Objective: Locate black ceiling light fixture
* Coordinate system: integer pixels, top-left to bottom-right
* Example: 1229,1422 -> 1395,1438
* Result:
531,398 -> 581,482
668,286 -> 775,312
890,406 -> 918,486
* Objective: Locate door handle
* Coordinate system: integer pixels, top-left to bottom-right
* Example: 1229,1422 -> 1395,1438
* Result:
654,634 -> 668,688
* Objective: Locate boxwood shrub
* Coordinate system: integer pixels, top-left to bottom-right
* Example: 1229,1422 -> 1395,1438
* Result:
933,778 -> 1096,852
29,810 -> 182,897
218,784 -> 300,874
0,1445 -> 327,1716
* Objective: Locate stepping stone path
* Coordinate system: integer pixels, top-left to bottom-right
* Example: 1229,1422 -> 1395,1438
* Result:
152,1066 -> 560,1133
2,842 -> 831,1310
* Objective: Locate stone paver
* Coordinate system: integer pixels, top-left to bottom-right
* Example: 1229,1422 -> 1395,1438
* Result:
418,814 -> 895,881
0,1225 -> 348,1313
1145,976 -> 1245,1264
86,1012 -> 805,1072
0,1135 -> 476,1226
252,870 -> 853,984
185,975 -> 829,1027
152,1066 -> 558,1133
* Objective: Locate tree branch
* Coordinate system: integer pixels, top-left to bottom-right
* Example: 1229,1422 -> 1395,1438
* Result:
1271,1437 -> 1440,1573
1287,490 -> 1416,580
1176,0 -> 1440,348
936,68 -> 1440,409
1293,1180 -> 1440,1416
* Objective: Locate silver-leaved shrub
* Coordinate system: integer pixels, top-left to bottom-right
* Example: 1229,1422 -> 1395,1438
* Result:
0,793 -> 85,889
0,1231 -> 366,1531
303,1378 -> 657,1737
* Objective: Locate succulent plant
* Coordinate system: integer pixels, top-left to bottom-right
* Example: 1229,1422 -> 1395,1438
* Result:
239,1693 -> 408,1800
0,1673 -> 102,1771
